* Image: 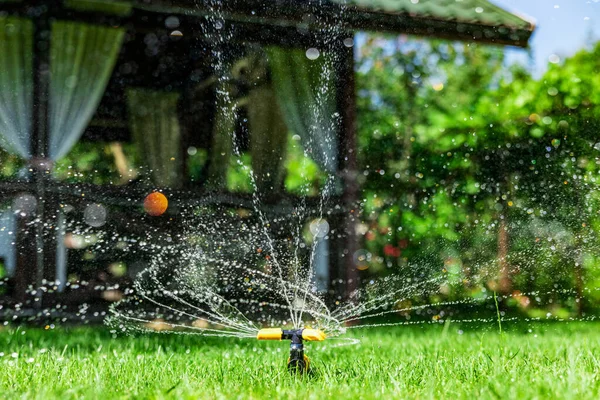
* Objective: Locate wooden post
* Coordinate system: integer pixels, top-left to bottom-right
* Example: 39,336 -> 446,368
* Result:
17,1 -> 53,306
13,216 -> 37,305
333,35 -> 359,301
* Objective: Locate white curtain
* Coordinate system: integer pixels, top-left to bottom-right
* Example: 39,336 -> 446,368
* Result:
0,209 -> 16,276
247,85 -> 289,192
127,89 -> 183,188
0,18 -> 124,282
47,21 -> 124,288
0,18 -> 32,280
0,19 -> 124,161
268,48 -> 338,289
0,17 -> 33,159
55,212 -> 67,291
207,81 -> 236,189
313,236 -> 330,293
267,47 -> 339,175
49,21 -> 125,160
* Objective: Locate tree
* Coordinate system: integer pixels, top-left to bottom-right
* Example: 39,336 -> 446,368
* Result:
356,35 -> 600,316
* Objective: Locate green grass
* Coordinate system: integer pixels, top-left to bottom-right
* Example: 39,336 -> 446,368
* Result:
1,322 -> 599,399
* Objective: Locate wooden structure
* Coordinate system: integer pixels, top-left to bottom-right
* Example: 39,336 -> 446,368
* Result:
0,0 -> 534,315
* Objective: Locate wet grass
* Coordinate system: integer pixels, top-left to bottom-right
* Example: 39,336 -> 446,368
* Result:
0,321 -> 599,399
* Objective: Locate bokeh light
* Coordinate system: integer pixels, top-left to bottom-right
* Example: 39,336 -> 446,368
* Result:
309,218 -> 329,238
353,249 -> 372,270
84,203 -> 107,227
144,192 -> 168,216
305,47 -> 320,60
12,193 -> 37,216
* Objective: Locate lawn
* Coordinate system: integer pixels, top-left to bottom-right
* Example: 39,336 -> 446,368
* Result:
1,322 -> 599,399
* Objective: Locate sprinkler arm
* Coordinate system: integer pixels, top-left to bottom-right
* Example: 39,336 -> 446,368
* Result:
256,328 -> 326,341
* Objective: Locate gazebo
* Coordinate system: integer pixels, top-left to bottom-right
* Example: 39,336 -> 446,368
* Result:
0,0 -> 534,314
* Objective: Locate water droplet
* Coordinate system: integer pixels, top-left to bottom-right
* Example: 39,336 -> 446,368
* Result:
310,219 -> 329,238
305,48 -> 320,60
84,204 -> 107,228
12,194 -> 37,216
353,249 -> 371,270
165,16 -> 180,29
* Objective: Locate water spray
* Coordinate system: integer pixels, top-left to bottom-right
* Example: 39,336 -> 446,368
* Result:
257,328 -> 326,373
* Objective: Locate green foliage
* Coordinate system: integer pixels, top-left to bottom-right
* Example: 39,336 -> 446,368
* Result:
225,136 -> 327,194
226,153 -> 254,193
356,36 -> 600,314
285,134 -> 327,196
187,148 -> 208,183
53,141 -> 140,185
0,148 -> 24,179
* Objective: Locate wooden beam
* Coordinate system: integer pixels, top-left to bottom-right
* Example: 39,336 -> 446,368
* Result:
333,35 -> 360,301
12,217 -> 37,305
0,0 -> 533,48
81,125 -> 130,142
0,180 -> 343,217
31,3 -> 50,159
130,0 -> 533,48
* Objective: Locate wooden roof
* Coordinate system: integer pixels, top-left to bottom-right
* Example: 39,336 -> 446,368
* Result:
57,0 -> 534,47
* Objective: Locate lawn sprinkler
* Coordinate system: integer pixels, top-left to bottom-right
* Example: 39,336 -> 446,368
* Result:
257,328 -> 326,374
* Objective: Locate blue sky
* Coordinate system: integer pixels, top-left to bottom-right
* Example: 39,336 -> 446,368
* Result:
494,0 -> 600,76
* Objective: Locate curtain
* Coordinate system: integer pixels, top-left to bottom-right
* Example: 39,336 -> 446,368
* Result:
267,47 -> 339,176
49,21 -> 124,160
0,19 -> 124,160
55,211 -> 67,291
0,18 -> 32,280
127,89 -> 183,188
0,209 -> 16,276
205,52 -> 290,192
206,81 -> 236,189
0,17 -> 33,159
313,236 -> 330,293
237,51 -> 290,193
247,86 -> 288,192
0,18 -> 124,285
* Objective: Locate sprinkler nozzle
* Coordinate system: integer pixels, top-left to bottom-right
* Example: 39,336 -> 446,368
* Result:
257,328 -> 326,373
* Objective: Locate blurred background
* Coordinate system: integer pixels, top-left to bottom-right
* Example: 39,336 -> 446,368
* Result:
0,0 -> 598,323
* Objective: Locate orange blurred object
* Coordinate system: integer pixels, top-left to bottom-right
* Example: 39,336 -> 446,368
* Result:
144,192 -> 168,216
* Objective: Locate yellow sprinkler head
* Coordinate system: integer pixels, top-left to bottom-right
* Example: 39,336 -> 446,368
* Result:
301,328 -> 326,341
256,328 -> 326,373
256,328 -> 284,341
